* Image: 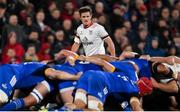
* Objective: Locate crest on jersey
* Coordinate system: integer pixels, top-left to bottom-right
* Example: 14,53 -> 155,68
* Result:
89,30 -> 93,35
82,36 -> 88,42
81,36 -> 93,46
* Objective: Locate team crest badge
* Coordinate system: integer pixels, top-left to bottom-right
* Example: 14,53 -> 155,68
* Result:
89,30 -> 93,35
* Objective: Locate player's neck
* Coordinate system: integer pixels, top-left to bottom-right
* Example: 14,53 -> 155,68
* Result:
84,22 -> 93,29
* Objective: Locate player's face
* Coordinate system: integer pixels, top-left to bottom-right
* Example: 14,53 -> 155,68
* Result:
157,64 -> 170,75
80,12 -> 92,26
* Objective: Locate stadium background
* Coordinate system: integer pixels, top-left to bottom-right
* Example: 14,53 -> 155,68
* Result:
0,0 -> 179,64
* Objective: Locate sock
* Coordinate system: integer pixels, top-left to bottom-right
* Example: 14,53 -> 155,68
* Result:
0,98 -> 25,111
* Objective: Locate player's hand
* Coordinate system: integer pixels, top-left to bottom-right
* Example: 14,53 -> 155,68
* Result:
150,77 -> 159,88
66,56 -> 76,66
78,55 -> 86,61
140,55 -> 151,60
76,72 -> 83,80
54,53 -> 60,60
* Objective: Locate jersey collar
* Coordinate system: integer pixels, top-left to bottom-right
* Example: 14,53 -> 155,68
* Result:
84,22 -> 93,29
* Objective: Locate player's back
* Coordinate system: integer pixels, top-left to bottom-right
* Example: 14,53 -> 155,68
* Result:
122,58 -> 152,78
108,72 -> 139,93
62,60 -> 102,73
110,61 -> 138,81
11,62 -> 47,80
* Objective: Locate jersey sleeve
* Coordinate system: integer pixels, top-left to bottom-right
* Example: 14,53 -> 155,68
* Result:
98,25 -> 109,40
74,32 -> 81,44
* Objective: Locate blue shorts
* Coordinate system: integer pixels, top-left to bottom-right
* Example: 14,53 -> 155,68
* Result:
76,70 -> 110,103
15,74 -> 54,92
58,81 -> 77,93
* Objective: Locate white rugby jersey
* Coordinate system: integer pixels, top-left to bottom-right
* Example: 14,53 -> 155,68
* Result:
74,23 -> 109,56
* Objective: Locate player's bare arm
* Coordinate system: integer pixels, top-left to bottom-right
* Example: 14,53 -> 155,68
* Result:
71,37 -> 80,53
55,49 -> 79,60
78,55 -> 115,72
119,51 -> 140,60
104,36 -> 116,56
45,68 -> 82,80
151,77 -> 178,93
130,97 -> 143,111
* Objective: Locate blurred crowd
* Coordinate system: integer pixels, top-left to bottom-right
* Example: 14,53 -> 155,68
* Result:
0,0 -> 179,64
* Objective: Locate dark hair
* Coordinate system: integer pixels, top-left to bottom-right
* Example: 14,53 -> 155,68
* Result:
79,6 -> 92,15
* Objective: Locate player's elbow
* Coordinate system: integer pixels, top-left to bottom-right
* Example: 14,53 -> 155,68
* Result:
45,68 -> 59,80
171,83 -> 179,93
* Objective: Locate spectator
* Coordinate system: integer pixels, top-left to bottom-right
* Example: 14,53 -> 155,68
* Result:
0,3 -> 6,35
113,27 -> 129,56
37,43 -> 51,61
24,44 -> 39,62
1,49 -> 18,64
19,3 -> 35,25
62,19 -> 74,44
97,15 -> 111,34
94,1 -> 105,17
160,7 -> 170,23
61,1 -> 75,20
158,27 -> 174,51
51,30 -> 70,57
23,16 -> 39,35
123,20 -> 137,46
46,9 -> 62,31
170,9 -> 180,37
45,33 -> 55,46
0,3 -> 6,52
130,10 -> 139,30
111,4 -> 125,32
145,38 -> 166,56
1,15 -> 26,49
167,45 -> 177,56
72,10 -> 81,30
23,30 -> 41,51
35,10 -> 50,34
1,32 -> 24,64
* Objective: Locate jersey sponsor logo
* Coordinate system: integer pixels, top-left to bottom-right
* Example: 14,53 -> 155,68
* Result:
103,87 -> 108,95
2,84 -> 7,89
121,101 -> 129,109
98,92 -> 103,98
117,74 -> 128,81
10,75 -> 17,87
72,81 -> 77,85
81,37 -> 93,46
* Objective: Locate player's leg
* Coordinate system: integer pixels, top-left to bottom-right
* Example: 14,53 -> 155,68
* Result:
60,88 -> 87,111
0,80 -> 51,110
0,65 -> 18,106
87,95 -> 103,111
58,81 -> 77,104
60,90 -> 74,104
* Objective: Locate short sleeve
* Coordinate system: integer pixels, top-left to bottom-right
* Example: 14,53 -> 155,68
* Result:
98,25 -> 109,39
74,31 -> 81,44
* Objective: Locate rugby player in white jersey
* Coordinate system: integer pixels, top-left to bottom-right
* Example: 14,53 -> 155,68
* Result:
71,6 -> 115,56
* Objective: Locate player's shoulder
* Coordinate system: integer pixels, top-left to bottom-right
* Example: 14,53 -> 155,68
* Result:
92,23 -> 104,29
77,24 -> 84,30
